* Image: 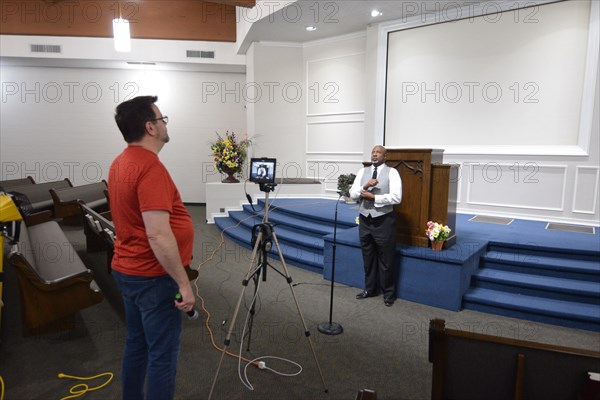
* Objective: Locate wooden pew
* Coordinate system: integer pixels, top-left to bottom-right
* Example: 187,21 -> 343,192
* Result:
50,181 -> 108,224
7,179 -> 72,224
429,318 -> 600,400
78,202 -> 199,281
0,176 -> 35,191
79,202 -> 115,272
7,217 -> 104,336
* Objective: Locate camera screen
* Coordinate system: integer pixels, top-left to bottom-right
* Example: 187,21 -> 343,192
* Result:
249,158 -> 276,184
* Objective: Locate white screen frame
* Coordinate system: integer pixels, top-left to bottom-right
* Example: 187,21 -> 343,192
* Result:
374,0 -> 599,156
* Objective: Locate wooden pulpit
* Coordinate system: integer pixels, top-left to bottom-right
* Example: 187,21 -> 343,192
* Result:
384,149 -> 458,248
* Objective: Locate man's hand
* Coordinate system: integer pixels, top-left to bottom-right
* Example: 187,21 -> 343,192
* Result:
174,283 -> 195,312
363,179 -> 379,190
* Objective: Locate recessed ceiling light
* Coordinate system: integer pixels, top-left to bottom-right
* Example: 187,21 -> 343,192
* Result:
306,26 -> 317,31
371,10 -> 382,17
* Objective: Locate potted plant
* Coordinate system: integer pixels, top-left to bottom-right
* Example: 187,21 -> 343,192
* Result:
425,221 -> 452,251
210,131 -> 251,183
337,173 -> 356,203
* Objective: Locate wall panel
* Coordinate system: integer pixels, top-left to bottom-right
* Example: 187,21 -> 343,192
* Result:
573,166 -> 600,214
466,163 -> 567,211
306,53 -> 365,116
306,119 -> 364,154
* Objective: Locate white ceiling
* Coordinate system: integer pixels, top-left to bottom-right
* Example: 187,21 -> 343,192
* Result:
242,0 -> 499,45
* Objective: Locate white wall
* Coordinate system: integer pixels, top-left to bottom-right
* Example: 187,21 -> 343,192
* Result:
0,66 -> 246,202
0,35 -> 246,70
245,42 -> 306,179
302,33 -> 367,193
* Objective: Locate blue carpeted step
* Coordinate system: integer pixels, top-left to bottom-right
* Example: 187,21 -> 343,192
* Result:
242,204 -> 335,236
482,250 -> 600,282
214,215 -> 251,245
488,243 -> 600,263
260,198 -> 358,228
472,268 -> 600,304
463,288 -> 600,325
228,210 -> 325,252
214,215 -> 323,273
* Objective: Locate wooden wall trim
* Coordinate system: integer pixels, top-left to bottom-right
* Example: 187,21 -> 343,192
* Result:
0,0 -> 238,42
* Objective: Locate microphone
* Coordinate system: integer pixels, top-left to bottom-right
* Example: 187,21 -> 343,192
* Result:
175,293 -> 199,320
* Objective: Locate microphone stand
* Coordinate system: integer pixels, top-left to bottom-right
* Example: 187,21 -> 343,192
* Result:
318,193 -> 344,335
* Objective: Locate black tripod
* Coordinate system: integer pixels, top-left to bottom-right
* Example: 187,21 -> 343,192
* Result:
244,221 -> 274,351
208,185 -> 328,399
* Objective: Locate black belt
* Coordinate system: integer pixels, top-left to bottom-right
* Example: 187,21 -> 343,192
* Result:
360,212 -> 390,224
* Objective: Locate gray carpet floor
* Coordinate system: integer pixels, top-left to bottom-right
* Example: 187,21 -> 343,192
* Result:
1,205 -> 598,399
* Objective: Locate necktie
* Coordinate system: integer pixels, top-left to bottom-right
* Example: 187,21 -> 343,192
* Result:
372,166 -> 378,179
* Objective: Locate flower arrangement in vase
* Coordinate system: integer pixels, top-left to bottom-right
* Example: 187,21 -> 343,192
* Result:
426,221 -> 451,251
210,131 -> 251,183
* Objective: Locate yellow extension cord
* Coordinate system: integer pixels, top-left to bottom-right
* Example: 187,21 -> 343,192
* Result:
0,373 -> 112,400
57,372 -> 114,400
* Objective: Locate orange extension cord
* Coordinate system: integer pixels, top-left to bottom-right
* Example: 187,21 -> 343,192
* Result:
192,199 -> 332,366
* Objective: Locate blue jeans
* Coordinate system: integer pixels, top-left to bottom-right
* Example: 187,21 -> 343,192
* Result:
112,270 -> 182,400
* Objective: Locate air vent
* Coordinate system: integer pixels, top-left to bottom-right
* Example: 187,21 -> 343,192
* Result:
468,215 -> 514,225
126,61 -> 156,66
30,44 -> 61,53
546,223 -> 595,235
186,50 -> 215,59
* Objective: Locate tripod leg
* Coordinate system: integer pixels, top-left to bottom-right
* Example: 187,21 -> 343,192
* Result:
245,251 -> 263,352
208,231 -> 264,400
270,232 -> 329,395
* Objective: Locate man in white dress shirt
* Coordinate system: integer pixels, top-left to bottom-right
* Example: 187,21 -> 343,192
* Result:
349,145 -> 402,306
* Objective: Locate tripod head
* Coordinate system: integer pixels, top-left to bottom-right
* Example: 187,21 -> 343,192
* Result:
251,223 -> 273,253
259,183 -> 276,193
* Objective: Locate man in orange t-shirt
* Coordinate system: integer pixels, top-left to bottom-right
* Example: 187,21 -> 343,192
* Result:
108,95 -> 194,400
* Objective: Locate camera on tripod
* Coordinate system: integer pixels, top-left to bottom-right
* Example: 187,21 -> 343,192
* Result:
249,157 -> 276,192
209,156 -> 327,398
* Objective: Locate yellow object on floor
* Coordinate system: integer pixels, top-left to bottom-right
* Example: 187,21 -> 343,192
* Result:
58,372 -> 114,400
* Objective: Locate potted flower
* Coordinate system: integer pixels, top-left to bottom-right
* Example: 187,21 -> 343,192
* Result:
211,131 -> 251,183
426,221 -> 451,251
337,173 -> 356,203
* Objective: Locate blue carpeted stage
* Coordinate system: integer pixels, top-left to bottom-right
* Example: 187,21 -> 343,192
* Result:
214,198 -> 600,331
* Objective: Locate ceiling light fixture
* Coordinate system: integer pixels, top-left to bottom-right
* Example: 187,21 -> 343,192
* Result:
112,17 -> 131,52
305,26 -> 317,32
371,10 -> 383,17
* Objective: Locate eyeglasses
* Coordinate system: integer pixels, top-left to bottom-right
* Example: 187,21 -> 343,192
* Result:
149,116 -> 169,125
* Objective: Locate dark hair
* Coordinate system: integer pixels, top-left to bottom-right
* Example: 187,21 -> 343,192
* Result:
114,95 -> 158,143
